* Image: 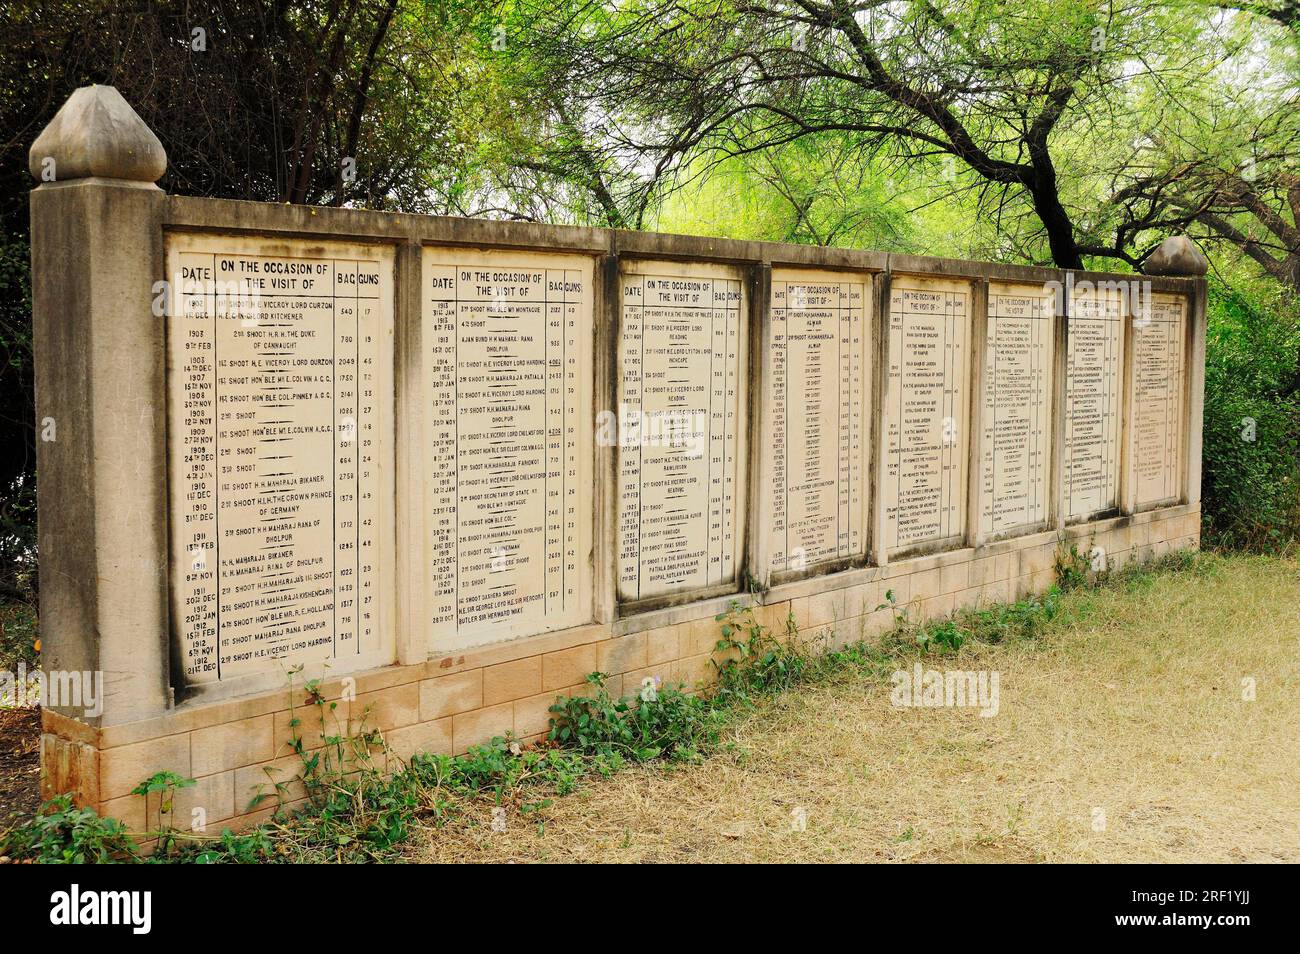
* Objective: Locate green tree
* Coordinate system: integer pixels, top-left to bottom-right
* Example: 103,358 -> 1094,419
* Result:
0,0 -> 494,588
1077,4 -> 1300,287
513,0 -> 1243,268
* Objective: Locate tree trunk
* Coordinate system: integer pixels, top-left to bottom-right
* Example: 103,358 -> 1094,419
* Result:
1028,174 -> 1084,269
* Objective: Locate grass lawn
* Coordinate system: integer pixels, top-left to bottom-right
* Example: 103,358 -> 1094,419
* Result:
410,552 -> 1299,863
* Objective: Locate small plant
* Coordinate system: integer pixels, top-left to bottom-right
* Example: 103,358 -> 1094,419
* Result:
1054,541 -> 1093,592
912,618 -> 966,652
892,586 -> 1067,654
712,603 -> 814,702
130,770 -> 196,857
820,638 -> 896,676
876,588 -> 909,624
186,826 -> 276,864
0,794 -> 139,863
268,666 -> 388,818
1109,548 -> 1204,593
548,672 -> 723,762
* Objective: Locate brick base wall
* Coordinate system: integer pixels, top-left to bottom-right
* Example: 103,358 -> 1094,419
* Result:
41,506 -> 1200,833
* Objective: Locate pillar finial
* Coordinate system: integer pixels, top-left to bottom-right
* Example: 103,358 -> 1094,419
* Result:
29,84 -> 166,184
1144,235 -> 1209,276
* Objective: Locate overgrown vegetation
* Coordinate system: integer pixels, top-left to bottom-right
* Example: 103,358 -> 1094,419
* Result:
548,672 -> 725,764
0,596 -> 37,675
1201,279 -> 1300,552
0,794 -> 137,864
419,550 -> 1288,864
0,545 -> 1223,863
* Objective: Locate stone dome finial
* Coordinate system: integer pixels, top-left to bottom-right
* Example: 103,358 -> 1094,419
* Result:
29,85 -> 166,184
1144,235 -> 1209,277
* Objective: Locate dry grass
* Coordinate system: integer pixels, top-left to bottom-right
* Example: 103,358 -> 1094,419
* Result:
410,553 -> 1300,863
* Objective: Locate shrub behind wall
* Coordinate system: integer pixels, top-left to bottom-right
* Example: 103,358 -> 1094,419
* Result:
1200,280 -> 1300,552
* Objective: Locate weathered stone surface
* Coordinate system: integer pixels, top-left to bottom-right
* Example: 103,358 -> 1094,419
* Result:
766,270 -> 870,572
617,260 -> 748,602
1144,236 -> 1209,276
29,85 -> 166,183
165,234 -> 397,686
32,178 -> 169,726
1065,283 -> 1125,520
884,276 -> 971,551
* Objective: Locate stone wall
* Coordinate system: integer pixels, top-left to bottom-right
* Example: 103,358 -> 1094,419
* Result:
30,87 -> 1207,831
43,506 -> 1200,833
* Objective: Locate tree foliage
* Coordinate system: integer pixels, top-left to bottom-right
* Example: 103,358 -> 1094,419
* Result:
1201,278 -> 1300,549
0,0 -> 1298,576
0,1 -> 499,587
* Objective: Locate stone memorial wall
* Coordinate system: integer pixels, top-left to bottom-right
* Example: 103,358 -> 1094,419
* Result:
30,87 -> 1206,831
1064,285 -> 1125,521
884,277 -> 970,554
764,270 -> 870,574
165,235 -> 396,687
423,249 -> 594,650
616,261 -> 747,605
979,283 -> 1054,537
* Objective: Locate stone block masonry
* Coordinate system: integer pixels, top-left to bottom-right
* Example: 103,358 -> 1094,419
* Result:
30,87 -> 1208,832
